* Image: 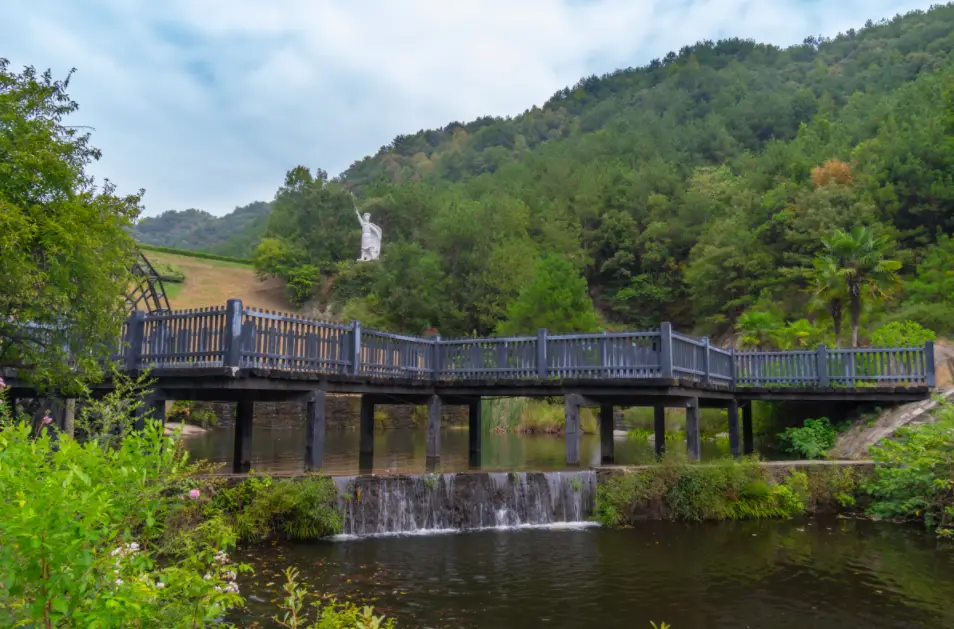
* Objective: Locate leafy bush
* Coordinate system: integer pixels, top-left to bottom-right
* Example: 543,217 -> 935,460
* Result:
863,406 -> 954,538
169,400 -> 219,428
152,261 -> 187,283
0,415 -> 244,627
779,418 -> 837,459
214,475 -> 342,542
870,320 -> 936,348
595,459 -> 813,525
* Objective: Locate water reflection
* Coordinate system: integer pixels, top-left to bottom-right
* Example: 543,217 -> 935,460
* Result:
184,425 -> 730,475
232,518 -> 954,629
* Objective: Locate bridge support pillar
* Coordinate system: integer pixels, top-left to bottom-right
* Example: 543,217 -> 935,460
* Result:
468,398 -> 482,469
233,399 -> 253,474
565,394 -> 581,466
305,389 -> 326,471
742,402 -> 754,455
686,398 -> 701,461
727,399 -> 740,457
599,404 -> 614,464
654,406 -> 666,458
359,396 -> 374,472
426,394 -> 442,472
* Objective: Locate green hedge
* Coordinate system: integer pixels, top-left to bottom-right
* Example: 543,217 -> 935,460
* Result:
138,243 -> 253,265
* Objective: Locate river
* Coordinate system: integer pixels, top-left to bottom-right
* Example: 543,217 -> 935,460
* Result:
231,519 -> 954,629
184,426 -> 730,474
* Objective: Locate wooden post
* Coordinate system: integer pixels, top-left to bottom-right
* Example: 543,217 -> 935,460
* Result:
564,394 -> 581,466
536,328 -> 548,379
305,389 -> 326,471
432,335 -> 442,380
742,402 -> 754,455
926,340 -> 936,387
599,404 -> 614,464
727,399 -> 740,457
653,405 -> 666,457
125,311 -> 146,372
359,395 -> 374,459
468,398 -> 482,468
701,337 -> 711,385
659,322 -> 673,378
224,299 -> 243,368
686,398 -> 701,461
351,321 -> 362,376
426,394 -> 442,470
232,399 -> 253,474
816,343 -> 829,387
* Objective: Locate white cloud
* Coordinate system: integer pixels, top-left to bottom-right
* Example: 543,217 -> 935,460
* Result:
1,0 -> 937,216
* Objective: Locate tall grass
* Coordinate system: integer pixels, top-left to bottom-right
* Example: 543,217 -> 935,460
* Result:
622,406 -> 728,435
482,397 -> 597,434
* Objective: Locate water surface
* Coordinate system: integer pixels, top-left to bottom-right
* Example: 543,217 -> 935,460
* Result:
233,519 -> 954,629
185,425 -> 729,474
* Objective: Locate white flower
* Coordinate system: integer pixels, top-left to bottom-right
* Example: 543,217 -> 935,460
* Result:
203,573 -> 211,580
222,570 -> 237,580
115,578 -> 124,586
213,551 -> 229,564
156,582 -> 165,589
224,582 -> 240,594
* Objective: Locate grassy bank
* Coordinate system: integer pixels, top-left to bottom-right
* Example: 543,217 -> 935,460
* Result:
595,458 -> 862,526
482,397 -> 598,434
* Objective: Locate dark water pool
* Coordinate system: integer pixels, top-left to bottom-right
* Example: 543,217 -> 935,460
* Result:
185,426 -> 730,475
233,519 -> 954,629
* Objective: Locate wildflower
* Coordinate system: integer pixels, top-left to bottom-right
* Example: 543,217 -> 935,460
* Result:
0,376 -> 5,389
223,569 -> 237,580
115,578 -> 124,586
213,551 -> 229,564
188,489 -> 201,500
156,582 -> 165,589
224,582 -> 240,594
41,415 -> 53,425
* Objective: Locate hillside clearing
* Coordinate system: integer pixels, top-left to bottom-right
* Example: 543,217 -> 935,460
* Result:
145,250 -> 291,312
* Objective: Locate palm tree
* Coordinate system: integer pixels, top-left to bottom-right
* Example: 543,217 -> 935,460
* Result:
816,227 -> 901,347
809,255 -> 845,347
736,309 -> 779,350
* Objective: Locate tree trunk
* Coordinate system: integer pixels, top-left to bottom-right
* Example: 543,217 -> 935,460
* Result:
850,292 -> 861,348
830,299 -> 842,348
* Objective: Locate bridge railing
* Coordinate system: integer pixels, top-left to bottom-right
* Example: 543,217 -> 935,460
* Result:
117,299 -> 935,388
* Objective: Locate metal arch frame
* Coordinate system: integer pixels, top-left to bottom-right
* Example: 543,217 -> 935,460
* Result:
126,250 -> 171,314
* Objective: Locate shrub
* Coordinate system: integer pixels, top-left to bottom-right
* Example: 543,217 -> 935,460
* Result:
871,320 -> 936,348
0,419 -> 244,627
863,406 -> 954,538
214,475 -> 342,542
152,261 -> 186,283
779,418 -> 837,459
274,567 -> 394,629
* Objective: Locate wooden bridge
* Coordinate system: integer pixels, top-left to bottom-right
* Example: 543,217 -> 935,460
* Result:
6,299 -> 936,473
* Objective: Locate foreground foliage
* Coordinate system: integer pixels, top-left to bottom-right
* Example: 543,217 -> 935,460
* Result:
0,419 -> 244,628
274,568 -> 394,629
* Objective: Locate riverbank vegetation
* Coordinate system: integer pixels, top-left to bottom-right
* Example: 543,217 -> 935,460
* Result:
594,459 -> 859,526
482,397 -> 597,434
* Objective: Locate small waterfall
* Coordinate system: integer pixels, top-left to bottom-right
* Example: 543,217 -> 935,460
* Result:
333,471 -> 597,537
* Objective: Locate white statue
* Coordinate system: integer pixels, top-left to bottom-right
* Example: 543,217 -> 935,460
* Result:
355,207 -> 382,261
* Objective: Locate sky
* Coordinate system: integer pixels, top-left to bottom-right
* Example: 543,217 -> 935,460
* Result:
2,0 -> 938,217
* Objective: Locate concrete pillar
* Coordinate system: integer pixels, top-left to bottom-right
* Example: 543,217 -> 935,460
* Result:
654,406 -> 666,457
599,404 -> 614,464
727,399 -> 740,457
468,398 -> 482,469
742,402 -> 754,455
426,394 -> 442,470
233,400 -> 253,473
305,389 -> 326,471
686,399 -> 701,461
565,394 -> 581,466
359,395 -> 374,457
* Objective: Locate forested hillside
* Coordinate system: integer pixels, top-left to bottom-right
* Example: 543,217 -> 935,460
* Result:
153,5 -> 954,346
133,201 -> 269,258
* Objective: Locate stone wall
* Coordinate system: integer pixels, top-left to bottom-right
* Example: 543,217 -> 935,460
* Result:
192,395 -> 467,430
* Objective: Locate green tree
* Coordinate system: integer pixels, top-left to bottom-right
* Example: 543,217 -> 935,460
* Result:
0,60 -> 142,388
816,227 -> 901,347
369,242 -> 455,334
498,255 -> 598,335
809,255 -> 846,347
736,310 -> 780,350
